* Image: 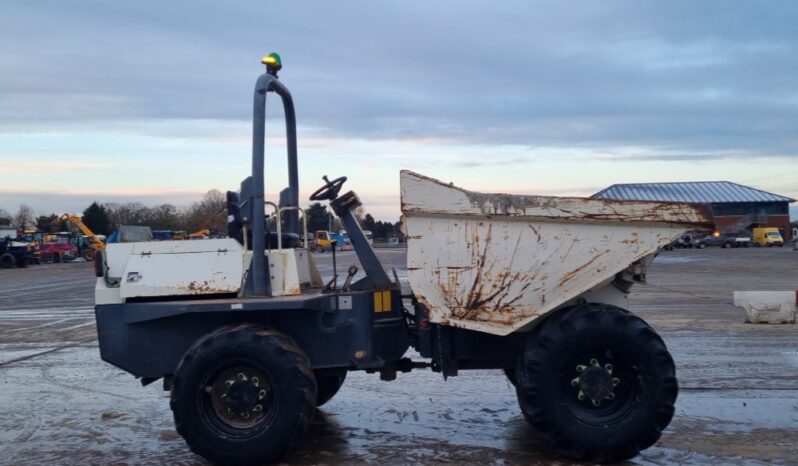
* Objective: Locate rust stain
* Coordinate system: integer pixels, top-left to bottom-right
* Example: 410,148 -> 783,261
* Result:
434,224 -> 538,324
183,280 -> 235,293
527,224 -> 541,243
556,250 -> 609,288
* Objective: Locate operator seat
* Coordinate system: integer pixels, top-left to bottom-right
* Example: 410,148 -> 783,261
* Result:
226,190 -> 244,244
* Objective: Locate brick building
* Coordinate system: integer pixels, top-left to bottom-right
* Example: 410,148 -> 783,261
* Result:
592,181 -> 795,242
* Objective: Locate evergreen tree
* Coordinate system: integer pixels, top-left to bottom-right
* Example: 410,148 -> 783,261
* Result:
361,213 -> 377,232
306,203 -> 332,233
82,202 -> 111,236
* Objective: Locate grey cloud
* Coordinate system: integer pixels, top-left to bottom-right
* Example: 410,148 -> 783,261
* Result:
1,0 -> 798,160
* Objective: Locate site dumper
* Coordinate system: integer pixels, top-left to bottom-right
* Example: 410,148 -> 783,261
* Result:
93,55 -> 712,465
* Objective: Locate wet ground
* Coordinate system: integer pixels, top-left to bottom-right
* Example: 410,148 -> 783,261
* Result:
0,247 -> 796,465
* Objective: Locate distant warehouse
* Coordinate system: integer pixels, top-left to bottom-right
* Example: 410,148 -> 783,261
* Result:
592,181 -> 795,242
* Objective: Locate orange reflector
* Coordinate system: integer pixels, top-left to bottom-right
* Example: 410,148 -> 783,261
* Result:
373,290 -> 392,313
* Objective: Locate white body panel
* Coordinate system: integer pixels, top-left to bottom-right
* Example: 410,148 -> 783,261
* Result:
400,171 -> 711,336
258,249 -> 322,297
118,238 -> 244,299
97,239 -> 322,304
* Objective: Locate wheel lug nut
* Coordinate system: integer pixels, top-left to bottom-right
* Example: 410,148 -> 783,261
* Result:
607,392 -> 615,400
224,380 -> 234,388
577,390 -> 586,401
241,412 -> 250,419
237,372 -> 247,381
576,365 -> 587,373
612,377 -> 620,386
253,404 -> 262,412
570,377 -> 580,387
258,389 -> 267,399
604,363 -> 613,373
590,358 -> 599,366
251,377 -> 259,386
592,399 -> 601,407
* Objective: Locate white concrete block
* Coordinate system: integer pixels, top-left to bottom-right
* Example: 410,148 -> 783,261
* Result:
733,291 -> 796,324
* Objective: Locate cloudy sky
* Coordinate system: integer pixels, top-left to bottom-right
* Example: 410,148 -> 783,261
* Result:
1,1 -> 797,220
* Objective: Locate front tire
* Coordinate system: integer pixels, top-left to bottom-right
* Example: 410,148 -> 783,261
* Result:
171,325 -> 317,465
0,253 -> 15,268
515,304 -> 677,463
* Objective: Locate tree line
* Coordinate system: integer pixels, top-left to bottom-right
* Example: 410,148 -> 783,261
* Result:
1,195 -> 402,241
0,190 -> 227,236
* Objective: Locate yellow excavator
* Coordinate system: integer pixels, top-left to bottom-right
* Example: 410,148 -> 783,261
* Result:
58,214 -> 106,261
188,228 -> 211,239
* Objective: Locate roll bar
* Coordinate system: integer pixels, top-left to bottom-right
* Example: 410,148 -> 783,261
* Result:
249,58 -> 299,296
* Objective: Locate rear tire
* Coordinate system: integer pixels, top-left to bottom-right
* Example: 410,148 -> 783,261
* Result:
515,303 -> 677,463
82,249 -> 95,261
0,253 -> 15,268
171,324 -> 317,466
314,369 -> 346,407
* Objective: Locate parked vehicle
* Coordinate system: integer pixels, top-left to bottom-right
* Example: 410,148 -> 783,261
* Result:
752,227 -> 784,247
330,232 -> 352,250
189,228 -> 211,239
665,233 -> 695,250
693,233 -> 750,249
59,214 -> 106,260
312,230 -> 335,252
0,237 -> 31,268
93,55 -> 713,465
362,229 -> 374,244
39,241 -> 79,262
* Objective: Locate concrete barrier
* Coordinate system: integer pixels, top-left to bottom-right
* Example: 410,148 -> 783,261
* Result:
733,291 -> 797,324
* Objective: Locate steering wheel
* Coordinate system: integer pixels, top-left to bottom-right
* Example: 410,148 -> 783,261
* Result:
310,175 -> 347,201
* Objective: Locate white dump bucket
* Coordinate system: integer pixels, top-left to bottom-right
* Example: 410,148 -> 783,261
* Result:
401,171 -> 712,335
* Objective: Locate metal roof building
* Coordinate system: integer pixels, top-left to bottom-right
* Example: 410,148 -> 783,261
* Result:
592,181 -> 795,204
593,181 -> 795,242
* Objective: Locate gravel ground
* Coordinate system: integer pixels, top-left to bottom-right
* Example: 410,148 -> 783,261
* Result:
0,246 -> 796,465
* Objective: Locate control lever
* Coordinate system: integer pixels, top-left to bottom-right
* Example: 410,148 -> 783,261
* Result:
342,266 -> 359,291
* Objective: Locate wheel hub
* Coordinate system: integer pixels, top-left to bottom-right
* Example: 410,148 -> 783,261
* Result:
225,379 -> 260,413
571,358 -> 620,407
209,368 -> 272,428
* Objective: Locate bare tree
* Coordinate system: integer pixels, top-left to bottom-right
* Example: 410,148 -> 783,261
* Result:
183,190 -> 226,233
149,204 -> 181,230
14,204 -> 35,229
